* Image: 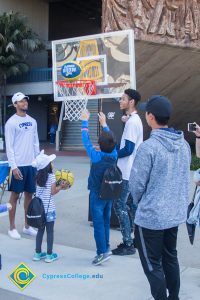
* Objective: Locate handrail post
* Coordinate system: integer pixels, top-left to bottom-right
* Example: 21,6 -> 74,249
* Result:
56,101 -> 64,151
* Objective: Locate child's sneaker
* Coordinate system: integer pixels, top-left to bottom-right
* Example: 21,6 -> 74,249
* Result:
45,253 -> 58,263
92,253 -> 111,266
33,252 -> 47,261
94,247 -> 112,258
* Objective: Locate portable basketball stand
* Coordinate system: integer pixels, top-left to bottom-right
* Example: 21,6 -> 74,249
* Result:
52,29 -> 136,226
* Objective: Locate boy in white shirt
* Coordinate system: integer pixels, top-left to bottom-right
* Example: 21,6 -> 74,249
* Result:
112,89 -> 143,255
5,92 -> 40,239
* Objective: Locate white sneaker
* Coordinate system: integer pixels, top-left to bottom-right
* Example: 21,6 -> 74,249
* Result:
23,226 -> 37,237
8,229 -> 21,240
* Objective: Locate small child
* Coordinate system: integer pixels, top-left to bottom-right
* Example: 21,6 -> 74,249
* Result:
32,150 -> 67,263
80,110 -> 117,266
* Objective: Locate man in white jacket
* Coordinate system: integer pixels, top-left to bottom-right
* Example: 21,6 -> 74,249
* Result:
5,92 -> 40,239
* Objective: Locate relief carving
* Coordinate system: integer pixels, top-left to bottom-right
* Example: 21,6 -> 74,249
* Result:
102,0 -> 200,48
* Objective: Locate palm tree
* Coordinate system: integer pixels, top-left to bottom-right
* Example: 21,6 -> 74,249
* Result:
0,11 -> 44,136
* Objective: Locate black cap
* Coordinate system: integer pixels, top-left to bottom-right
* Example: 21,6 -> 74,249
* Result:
138,95 -> 172,118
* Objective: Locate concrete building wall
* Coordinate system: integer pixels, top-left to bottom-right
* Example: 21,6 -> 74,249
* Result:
0,0 -> 49,67
103,0 -> 200,49
6,82 -> 53,96
102,0 -> 200,145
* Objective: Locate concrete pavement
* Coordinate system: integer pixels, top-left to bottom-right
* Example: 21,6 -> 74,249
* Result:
0,233 -> 200,300
0,155 -> 200,300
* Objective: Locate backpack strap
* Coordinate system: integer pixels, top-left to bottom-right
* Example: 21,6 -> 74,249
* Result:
46,195 -> 51,215
36,187 -> 51,215
102,156 -> 116,164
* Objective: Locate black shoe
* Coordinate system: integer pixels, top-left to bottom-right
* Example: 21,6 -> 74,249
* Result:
112,243 -> 136,255
132,238 -> 137,249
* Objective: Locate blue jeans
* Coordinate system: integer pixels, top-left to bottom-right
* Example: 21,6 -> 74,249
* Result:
90,191 -> 112,255
50,133 -> 56,144
127,193 -> 137,231
114,180 -> 137,245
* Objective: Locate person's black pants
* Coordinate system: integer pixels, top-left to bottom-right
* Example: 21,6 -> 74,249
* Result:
36,221 -> 54,255
135,225 -> 180,300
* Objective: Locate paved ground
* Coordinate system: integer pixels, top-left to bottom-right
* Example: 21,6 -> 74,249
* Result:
0,154 -> 200,300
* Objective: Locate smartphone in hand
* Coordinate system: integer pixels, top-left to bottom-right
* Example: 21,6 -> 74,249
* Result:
188,123 -> 197,132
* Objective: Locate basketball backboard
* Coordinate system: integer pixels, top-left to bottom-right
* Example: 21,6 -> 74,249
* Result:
52,29 -> 136,101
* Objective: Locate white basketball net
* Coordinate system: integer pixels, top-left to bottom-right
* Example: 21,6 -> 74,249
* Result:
56,80 -> 96,121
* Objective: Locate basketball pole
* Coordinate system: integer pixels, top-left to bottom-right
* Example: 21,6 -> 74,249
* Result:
100,98 -> 103,112
97,98 -> 103,138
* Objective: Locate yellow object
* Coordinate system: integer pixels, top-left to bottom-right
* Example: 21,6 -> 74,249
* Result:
77,40 -> 103,82
55,169 -> 74,189
8,262 -> 36,291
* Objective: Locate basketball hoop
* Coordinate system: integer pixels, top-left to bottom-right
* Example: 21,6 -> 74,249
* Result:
56,80 -> 96,121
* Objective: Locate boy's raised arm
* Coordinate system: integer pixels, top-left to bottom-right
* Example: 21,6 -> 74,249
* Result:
80,110 -> 101,163
98,112 -> 110,132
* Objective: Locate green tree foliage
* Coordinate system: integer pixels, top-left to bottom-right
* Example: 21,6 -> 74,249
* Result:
0,11 -> 44,135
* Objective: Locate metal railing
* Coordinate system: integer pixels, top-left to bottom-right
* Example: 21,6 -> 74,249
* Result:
7,68 -> 52,84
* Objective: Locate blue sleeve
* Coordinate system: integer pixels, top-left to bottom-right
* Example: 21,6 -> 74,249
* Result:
102,126 -> 110,132
81,121 -> 102,163
112,147 -> 118,160
116,144 -> 120,151
118,139 -> 135,158
0,204 -> 8,213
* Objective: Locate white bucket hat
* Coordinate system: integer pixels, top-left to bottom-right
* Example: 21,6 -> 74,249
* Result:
32,150 -> 56,171
12,92 -> 29,104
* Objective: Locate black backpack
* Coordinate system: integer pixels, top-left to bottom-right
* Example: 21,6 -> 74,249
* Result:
100,163 -> 122,200
26,196 -> 46,229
